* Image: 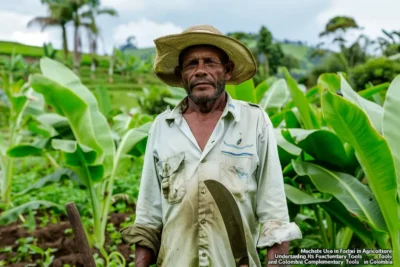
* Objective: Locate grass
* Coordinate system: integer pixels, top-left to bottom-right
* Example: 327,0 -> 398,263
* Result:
0,41 -> 109,67
280,43 -> 311,61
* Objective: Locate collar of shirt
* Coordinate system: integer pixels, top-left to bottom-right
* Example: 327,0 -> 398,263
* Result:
165,91 -> 241,126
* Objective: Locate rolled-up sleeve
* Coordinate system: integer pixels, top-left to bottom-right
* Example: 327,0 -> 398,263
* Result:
121,117 -> 163,255
255,110 -> 302,248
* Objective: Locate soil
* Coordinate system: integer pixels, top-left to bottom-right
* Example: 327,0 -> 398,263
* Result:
0,212 -> 135,267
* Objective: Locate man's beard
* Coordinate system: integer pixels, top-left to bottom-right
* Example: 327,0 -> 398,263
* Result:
185,80 -> 225,105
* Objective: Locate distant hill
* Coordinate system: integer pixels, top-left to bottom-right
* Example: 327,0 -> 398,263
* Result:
125,42 -> 321,70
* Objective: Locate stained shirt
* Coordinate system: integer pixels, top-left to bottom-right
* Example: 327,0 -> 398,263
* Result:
121,92 -> 302,267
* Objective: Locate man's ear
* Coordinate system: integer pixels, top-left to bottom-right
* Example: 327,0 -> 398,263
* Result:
224,61 -> 234,81
174,66 -> 182,79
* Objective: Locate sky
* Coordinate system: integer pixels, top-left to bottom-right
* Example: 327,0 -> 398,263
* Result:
0,0 -> 399,55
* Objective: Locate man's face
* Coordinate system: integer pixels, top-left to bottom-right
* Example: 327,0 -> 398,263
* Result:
176,46 -> 233,104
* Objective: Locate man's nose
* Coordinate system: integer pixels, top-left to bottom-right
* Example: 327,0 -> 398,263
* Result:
194,61 -> 208,77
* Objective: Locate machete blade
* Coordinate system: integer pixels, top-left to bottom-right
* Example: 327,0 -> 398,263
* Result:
204,179 -> 249,267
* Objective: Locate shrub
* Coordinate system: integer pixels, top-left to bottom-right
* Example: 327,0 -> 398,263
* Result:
350,57 -> 400,90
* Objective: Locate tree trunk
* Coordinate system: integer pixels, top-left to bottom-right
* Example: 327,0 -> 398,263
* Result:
264,53 -> 269,77
73,21 -> 80,73
61,24 -> 68,61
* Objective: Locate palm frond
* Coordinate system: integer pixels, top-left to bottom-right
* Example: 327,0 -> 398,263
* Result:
97,7 -> 118,16
27,17 -> 60,31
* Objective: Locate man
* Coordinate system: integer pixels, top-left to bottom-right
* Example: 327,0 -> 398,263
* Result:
121,25 -> 302,267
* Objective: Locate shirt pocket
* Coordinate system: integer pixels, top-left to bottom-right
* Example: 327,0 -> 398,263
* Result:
220,151 -> 253,202
156,152 -> 186,204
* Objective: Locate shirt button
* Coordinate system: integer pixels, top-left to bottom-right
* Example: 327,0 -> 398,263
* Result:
201,159 -> 206,163
201,189 -> 206,194
201,219 -> 206,224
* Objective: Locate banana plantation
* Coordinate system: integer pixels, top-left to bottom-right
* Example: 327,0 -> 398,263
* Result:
0,53 -> 399,266
0,1 -> 400,266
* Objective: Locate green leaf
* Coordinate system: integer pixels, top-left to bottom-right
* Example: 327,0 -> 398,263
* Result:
31,58 -> 115,178
287,129 -> 348,167
293,160 -> 387,232
14,168 -> 78,196
6,145 -> 42,157
51,139 -> 77,153
28,245 -> 44,255
282,68 -> 320,129
52,139 -> 97,166
10,95 -> 28,116
340,74 -> 383,132
259,79 -> 289,110
319,198 -> 375,248
322,90 -> 399,259
284,184 -> 332,204
255,77 -> 276,103
317,73 -> 340,93
226,79 -> 256,102
274,129 -> 301,156
358,83 -> 389,98
383,75 -> 400,196
0,200 -> 64,225
94,86 -> 112,118
118,122 -> 151,156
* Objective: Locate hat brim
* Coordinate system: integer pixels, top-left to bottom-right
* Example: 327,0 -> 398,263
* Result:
153,32 -> 257,87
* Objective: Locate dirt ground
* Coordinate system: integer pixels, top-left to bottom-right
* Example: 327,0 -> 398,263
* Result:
0,212 -> 134,267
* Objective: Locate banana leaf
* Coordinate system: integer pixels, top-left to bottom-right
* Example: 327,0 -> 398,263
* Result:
285,129 -> 348,168
320,198 -> 376,248
383,75 -> 400,196
282,68 -> 320,129
30,58 -> 115,179
284,184 -> 332,204
340,74 -> 383,132
226,79 -> 256,102
255,77 -> 276,103
259,79 -> 289,110
293,160 -> 387,232
322,90 -> 399,262
317,73 -> 340,94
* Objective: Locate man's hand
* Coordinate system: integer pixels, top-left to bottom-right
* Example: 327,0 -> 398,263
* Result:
266,241 -> 289,267
135,245 -> 155,267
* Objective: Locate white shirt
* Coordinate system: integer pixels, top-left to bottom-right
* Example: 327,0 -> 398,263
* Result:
122,92 -> 302,267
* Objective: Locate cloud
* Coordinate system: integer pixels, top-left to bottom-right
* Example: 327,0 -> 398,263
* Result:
102,0 -> 192,13
0,10 -> 58,47
113,19 -> 183,48
317,0 -> 400,41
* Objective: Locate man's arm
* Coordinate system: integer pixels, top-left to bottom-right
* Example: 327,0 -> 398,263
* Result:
120,118 -> 163,267
135,245 -> 156,267
266,241 -> 289,267
254,111 -> 302,262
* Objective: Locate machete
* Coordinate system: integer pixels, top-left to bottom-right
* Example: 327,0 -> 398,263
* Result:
204,179 -> 249,267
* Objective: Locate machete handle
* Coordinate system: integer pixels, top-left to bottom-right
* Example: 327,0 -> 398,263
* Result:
65,202 -> 96,267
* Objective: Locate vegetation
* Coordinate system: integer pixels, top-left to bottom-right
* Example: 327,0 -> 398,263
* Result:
0,2 -> 399,266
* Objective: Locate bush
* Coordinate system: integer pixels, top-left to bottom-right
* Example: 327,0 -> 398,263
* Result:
306,53 -> 349,87
350,57 -> 400,90
137,86 -> 173,115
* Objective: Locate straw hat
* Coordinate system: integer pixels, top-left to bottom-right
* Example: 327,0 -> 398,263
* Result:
153,25 -> 257,87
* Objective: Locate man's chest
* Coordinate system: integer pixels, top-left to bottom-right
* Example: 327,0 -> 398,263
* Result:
183,113 -> 221,151
153,117 -> 260,205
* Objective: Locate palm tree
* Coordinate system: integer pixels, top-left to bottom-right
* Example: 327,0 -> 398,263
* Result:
27,2 -> 72,60
80,3 -> 118,77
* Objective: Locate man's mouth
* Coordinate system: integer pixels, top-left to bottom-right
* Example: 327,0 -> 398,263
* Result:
193,82 -> 211,87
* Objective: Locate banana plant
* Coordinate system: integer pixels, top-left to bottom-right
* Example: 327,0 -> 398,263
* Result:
0,69 -> 45,208
320,88 -> 399,264
22,58 -> 152,263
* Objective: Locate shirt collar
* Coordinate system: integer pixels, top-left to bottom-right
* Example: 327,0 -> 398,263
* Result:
165,91 -> 241,126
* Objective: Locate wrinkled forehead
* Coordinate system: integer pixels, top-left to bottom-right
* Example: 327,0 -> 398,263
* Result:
179,45 -> 228,63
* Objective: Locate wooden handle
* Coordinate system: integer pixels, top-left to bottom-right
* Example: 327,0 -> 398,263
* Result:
65,202 -> 96,267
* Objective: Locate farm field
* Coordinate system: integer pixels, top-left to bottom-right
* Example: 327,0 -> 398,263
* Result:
1,2 -> 400,267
